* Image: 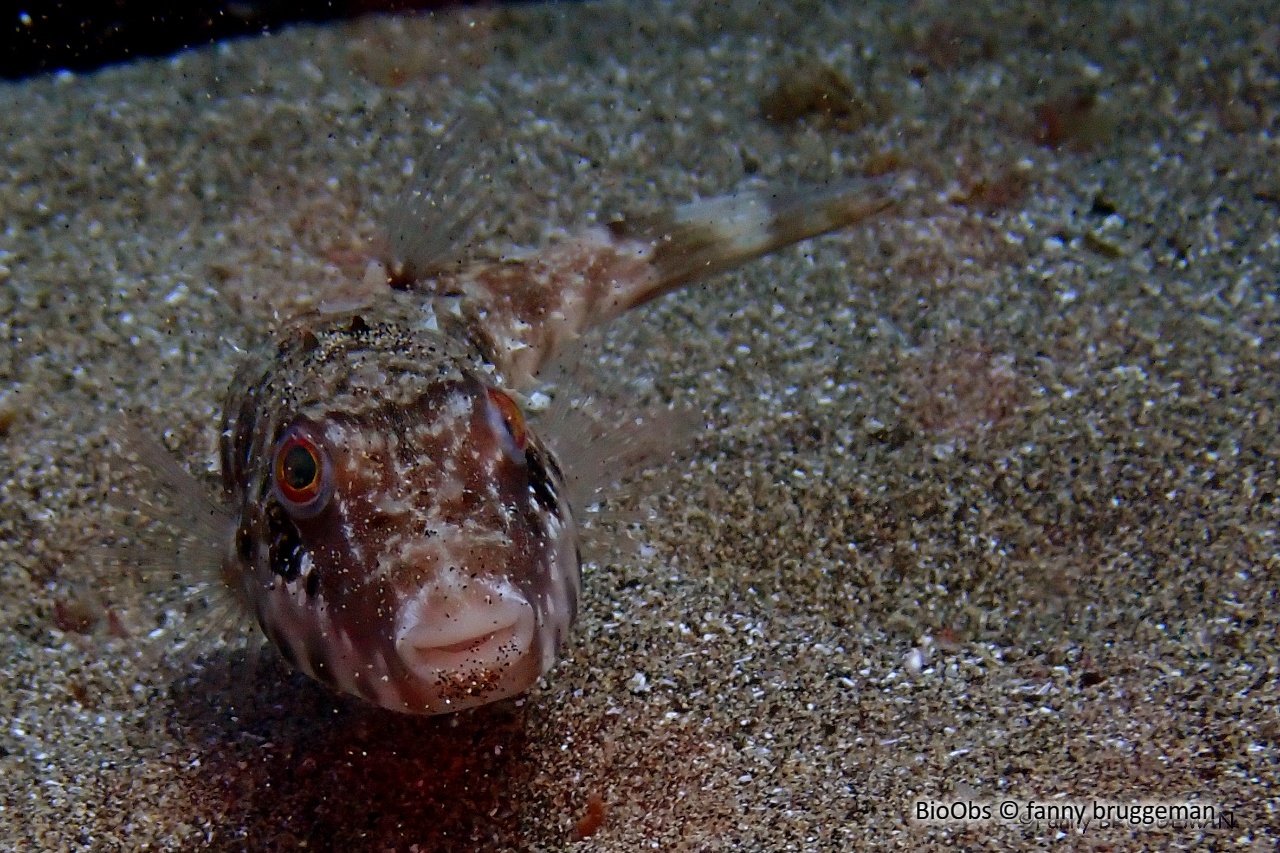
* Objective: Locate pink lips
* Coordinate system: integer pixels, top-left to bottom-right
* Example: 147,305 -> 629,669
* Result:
395,574 -> 537,684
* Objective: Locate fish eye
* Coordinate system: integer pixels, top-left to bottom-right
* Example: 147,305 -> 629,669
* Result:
485,387 -> 527,456
273,427 -> 331,517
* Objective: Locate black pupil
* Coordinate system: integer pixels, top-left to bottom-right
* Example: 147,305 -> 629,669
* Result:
283,444 -> 318,491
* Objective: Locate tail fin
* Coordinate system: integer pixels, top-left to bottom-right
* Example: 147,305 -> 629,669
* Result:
602,177 -> 897,317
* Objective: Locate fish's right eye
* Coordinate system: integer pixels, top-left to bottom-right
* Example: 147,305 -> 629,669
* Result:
272,426 -> 332,518
485,386 -> 528,458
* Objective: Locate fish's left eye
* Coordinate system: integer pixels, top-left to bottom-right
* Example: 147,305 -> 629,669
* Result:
485,386 -> 527,456
273,427 -> 332,517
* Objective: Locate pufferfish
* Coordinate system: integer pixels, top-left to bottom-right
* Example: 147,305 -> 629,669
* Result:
160,161 -> 894,715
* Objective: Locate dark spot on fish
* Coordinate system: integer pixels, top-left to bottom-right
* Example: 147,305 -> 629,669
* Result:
222,382 -> 262,489
347,314 -> 369,335
543,445 -> 566,485
524,445 -> 559,514
235,523 -> 254,563
265,500 -> 304,582
305,568 -> 321,599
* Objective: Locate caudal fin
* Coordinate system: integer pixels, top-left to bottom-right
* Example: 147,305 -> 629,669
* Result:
603,176 -> 898,316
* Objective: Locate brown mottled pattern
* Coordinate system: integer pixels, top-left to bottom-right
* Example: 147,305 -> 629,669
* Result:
220,307 -> 578,713
220,183 -> 891,713
413,184 -> 895,388
441,231 -> 656,389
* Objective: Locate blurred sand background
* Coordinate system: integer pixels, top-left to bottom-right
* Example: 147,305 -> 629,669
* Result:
0,0 -> 1277,849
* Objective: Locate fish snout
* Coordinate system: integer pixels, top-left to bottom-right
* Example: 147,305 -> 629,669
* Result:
394,573 -> 540,710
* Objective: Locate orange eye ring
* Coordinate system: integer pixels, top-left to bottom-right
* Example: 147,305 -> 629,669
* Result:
486,386 -> 527,453
273,428 -> 330,515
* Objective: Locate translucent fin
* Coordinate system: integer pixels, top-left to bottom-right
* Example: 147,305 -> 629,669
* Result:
604,175 -> 899,315
385,114 -> 492,286
89,422 -> 250,679
535,343 -> 702,515
113,424 -> 233,570
535,343 -> 701,573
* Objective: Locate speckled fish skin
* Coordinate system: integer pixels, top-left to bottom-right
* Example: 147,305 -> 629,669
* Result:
220,180 -> 894,715
221,312 -> 577,713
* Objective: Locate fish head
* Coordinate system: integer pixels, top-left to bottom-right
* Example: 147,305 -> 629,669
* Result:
220,317 -> 580,714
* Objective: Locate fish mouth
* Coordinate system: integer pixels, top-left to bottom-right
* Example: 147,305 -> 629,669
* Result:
394,575 -> 537,700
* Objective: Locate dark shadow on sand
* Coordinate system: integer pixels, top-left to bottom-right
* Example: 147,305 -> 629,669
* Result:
165,650 -> 537,851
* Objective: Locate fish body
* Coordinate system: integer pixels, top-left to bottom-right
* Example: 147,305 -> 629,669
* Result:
219,179 -> 893,714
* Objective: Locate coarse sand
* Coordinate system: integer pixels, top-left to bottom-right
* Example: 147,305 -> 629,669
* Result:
1,1 -> 1277,850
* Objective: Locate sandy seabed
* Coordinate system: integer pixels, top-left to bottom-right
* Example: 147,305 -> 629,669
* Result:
0,1 -> 1277,850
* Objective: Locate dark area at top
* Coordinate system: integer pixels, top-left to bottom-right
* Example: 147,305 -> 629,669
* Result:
0,1 -> 471,80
